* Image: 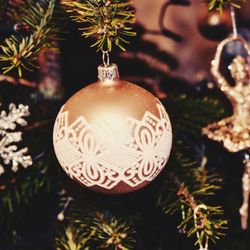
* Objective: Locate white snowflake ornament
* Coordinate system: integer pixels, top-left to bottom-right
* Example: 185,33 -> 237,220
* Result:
0,103 -> 33,175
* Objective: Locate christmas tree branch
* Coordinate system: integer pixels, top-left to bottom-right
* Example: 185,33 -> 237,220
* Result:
0,160 -> 50,217
157,94 -> 229,247
56,197 -> 136,250
63,0 -> 136,51
159,150 -> 227,247
205,0 -> 245,11
0,74 -> 37,88
0,0 -> 60,77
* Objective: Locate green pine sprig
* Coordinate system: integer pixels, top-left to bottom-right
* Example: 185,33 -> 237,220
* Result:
55,196 -> 136,250
156,93 -> 229,247
206,0 -> 245,11
0,160 -> 50,221
63,0 -> 136,52
55,227 -> 83,250
0,0 -> 60,77
157,145 -> 227,247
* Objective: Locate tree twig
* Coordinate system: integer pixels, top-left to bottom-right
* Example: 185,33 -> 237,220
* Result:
0,74 -> 37,88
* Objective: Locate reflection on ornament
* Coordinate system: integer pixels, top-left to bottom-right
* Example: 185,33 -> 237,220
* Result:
208,13 -> 221,26
202,35 -> 250,229
53,64 -> 172,194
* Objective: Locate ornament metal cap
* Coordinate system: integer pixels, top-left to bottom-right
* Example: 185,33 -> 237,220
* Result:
98,63 -> 120,82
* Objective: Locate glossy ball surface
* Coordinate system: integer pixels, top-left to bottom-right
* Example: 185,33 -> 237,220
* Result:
53,79 -> 172,194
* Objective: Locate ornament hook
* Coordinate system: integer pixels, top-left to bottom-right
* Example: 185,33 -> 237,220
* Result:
230,6 -> 238,38
57,196 -> 73,221
102,49 -> 110,67
193,204 -> 209,250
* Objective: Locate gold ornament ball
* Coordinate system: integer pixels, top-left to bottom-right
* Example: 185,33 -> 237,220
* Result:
53,64 -> 172,194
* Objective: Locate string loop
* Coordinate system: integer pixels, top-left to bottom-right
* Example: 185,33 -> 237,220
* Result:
230,6 -> 238,38
102,49 -> 110,67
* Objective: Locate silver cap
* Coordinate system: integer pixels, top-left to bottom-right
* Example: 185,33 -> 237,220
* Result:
98,63 -> 120,82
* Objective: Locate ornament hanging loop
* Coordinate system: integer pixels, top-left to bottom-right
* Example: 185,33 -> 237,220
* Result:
230,6 -> 238,38
99,48 -> 120,81
102,49 -> 110,67
194,204 -> 209,250
57,196 -> 73,221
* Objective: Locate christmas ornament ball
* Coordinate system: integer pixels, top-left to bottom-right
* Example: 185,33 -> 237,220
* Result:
53,64 -> 172,194
197,6 -> 232,41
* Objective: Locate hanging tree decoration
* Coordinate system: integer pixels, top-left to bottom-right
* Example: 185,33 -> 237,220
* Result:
197,0 -> 245,41
53,0 -> 172,194
197,5 -> 232,41
0,103 -> 32,175
202,5 -> 250,229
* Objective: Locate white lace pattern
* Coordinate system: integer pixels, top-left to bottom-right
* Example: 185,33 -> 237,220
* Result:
53,103 -> 172,190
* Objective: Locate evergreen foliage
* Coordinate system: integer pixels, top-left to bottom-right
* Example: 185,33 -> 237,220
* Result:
206,0 -> 245,11
63,0 -> 136,51
0,0 -> 60,77
0,0 -> 247,249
